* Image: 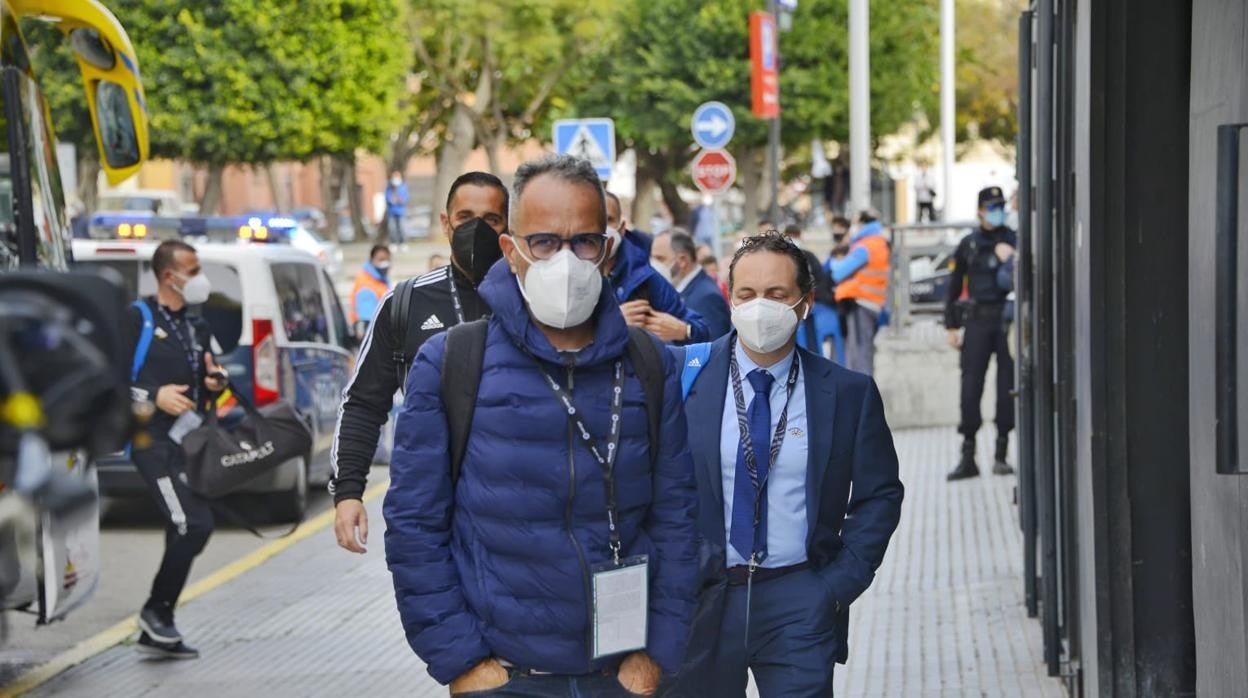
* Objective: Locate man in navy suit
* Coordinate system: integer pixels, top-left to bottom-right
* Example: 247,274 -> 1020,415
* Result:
666,233 -> 904,697
651,230 -> 732,340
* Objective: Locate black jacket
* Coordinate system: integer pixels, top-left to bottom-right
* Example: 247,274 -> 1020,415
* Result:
329,264 -> 488,503
944,225 -> 1018,328
127,297 -> 216,440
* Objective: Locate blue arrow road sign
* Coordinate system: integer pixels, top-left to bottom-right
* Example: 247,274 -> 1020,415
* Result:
691,102 -> 735,150
553,118 -> 615,180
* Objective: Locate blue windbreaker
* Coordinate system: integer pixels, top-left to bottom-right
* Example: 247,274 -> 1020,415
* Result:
608,233 -> 710,343
384,259 -> 700,684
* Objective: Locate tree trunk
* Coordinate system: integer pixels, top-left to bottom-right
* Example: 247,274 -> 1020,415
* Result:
340,155 -> 367,241
737,146 -> 767,229
483,131 -> 503,176
657,177 -> 688,229
265,164 -> 289,213
320,156 -> 345,242
76,151 -> 100,212
632,170 -> 656,232
433,103 -> 476,241
199,164 -> 225,215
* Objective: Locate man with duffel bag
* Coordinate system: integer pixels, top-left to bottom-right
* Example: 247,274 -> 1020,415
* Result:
128,240 -> 312,660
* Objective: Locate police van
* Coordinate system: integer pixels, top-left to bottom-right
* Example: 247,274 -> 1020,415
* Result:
73,239 -> 356,520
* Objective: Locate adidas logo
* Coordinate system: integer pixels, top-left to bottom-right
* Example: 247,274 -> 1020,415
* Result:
420,314 -> 445,331
687,357 -> 702,367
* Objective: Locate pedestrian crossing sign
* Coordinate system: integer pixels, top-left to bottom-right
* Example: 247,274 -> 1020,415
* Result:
553,118 -> 616,181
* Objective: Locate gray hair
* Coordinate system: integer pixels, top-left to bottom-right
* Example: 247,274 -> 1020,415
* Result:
668,231 -> 698,263
511,154 -> 607,230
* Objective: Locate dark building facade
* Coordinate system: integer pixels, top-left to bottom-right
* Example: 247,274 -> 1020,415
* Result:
1015,0 -> 1243,694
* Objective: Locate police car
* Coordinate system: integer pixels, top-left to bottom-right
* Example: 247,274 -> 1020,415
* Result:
72,239 -> 356,521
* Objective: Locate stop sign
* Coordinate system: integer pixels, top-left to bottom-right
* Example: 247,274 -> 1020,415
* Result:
691,149 -> 737,194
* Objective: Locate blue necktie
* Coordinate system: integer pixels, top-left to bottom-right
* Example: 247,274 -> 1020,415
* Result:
729,368 -> 775,563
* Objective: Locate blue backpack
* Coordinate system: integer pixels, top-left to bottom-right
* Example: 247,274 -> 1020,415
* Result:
131,299 -> 156,381
679,342 -> 713,401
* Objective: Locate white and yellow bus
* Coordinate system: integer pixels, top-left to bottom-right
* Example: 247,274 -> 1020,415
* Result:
0,0 -> 148,624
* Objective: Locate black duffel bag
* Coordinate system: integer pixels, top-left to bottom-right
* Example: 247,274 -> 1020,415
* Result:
181,387 -> 312,499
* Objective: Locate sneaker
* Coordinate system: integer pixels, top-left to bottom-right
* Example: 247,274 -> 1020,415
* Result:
138,605 -> 181,644
136,632 -> 200,660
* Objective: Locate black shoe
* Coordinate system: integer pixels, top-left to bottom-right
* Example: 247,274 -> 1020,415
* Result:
993,435 -> 1014,475
947,439 -> 980,481
138,604 -> 182,644
136,632 -> 200,660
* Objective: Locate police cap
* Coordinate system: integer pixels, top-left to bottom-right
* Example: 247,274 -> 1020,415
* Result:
977,186 -> 1006,207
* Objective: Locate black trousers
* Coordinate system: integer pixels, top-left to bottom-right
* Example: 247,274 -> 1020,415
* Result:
959,317 -> 1015,437
131,440 -> 214,611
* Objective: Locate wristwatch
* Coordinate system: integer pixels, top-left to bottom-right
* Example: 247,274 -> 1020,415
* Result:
684,323 -> 692,340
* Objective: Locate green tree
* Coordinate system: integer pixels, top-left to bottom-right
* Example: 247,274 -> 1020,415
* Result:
568,0 -> 939,224
33,1 -> 406,216
956,0 -> 1027,146
408,0 -> 613,211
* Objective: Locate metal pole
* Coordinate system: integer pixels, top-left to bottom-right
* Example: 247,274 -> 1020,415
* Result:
1016,8 -> 1037,620
940,0 -> 955,217
848,0 -> 870,212
767,0 -> 781,226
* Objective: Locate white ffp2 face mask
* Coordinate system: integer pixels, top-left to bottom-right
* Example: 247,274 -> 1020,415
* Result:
514,247 -> 603,329
731,297 -> 806,353
174,272 -> 212,305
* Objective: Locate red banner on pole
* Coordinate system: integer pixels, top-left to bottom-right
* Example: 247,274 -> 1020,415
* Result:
750,11 -> 779,118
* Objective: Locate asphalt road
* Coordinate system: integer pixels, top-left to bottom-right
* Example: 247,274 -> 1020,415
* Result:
0,484 -> 342,684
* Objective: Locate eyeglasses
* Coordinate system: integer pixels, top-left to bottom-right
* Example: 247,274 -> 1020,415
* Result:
516,232 -> 607,261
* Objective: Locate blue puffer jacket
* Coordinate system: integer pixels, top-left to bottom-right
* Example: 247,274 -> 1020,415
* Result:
384,259 -> 700,684
609,233 -> 710,344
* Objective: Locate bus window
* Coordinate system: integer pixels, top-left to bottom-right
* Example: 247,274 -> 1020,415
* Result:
16,72 -> 69,269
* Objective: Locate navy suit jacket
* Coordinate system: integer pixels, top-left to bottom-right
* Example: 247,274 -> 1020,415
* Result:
678,334 -> 903,663
679,270 -> 732,340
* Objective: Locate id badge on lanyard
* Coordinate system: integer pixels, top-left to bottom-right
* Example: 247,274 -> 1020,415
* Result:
591,554 -> 649,659
530,357 -> 649,659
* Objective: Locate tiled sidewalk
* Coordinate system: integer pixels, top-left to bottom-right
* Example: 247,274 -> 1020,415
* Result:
25,428 -> 1065,697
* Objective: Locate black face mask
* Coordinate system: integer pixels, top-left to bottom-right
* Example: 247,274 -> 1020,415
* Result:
451,217 -> 504,285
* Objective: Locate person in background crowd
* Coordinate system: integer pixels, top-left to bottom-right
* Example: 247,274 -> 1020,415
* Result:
829,211 -> 891,375
666,232 -> 903,697
914,163 -> 937,222
606,191 -> 653,253
385,171 -> 410,248
783,224 -> 838,357
427,253 -> 446,271
688,194 -> 719,251
349,244 -> 391,337
651,231 -> 731,339
385,154 -> 698,696
127,240 -> 229,659
699,253 -> 730,301
945,186 -> 1018,481
604,193 -> 709,345
330,172 -> 506,554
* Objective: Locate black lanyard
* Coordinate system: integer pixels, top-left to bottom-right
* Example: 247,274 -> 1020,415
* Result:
728,338 -> 800,555
531,357 -> 627,564
447,271 -> 465,324
157,304 -> 201,403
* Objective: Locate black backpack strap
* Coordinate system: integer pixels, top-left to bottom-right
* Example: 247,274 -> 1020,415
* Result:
625,327 -> 664,465
390,278 -> 416,389
441,319 -> 489,484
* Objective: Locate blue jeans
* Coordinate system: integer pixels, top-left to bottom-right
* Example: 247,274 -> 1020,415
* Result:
454,667 -> 643,697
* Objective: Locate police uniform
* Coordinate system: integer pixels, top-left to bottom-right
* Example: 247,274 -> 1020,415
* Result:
945,186 -> 1017,480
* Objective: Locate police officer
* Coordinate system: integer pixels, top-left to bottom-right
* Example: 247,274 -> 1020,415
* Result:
945,186 -> 1017,480
330,172 -> 506,552
128,240 -> 228,658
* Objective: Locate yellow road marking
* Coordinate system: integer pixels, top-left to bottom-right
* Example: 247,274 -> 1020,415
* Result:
0,478 -> 389,697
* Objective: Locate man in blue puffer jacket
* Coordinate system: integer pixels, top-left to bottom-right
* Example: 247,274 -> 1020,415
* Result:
385,154 -> 699,697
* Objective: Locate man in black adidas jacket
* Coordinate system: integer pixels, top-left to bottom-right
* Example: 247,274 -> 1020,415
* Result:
330,172 -> 507,553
